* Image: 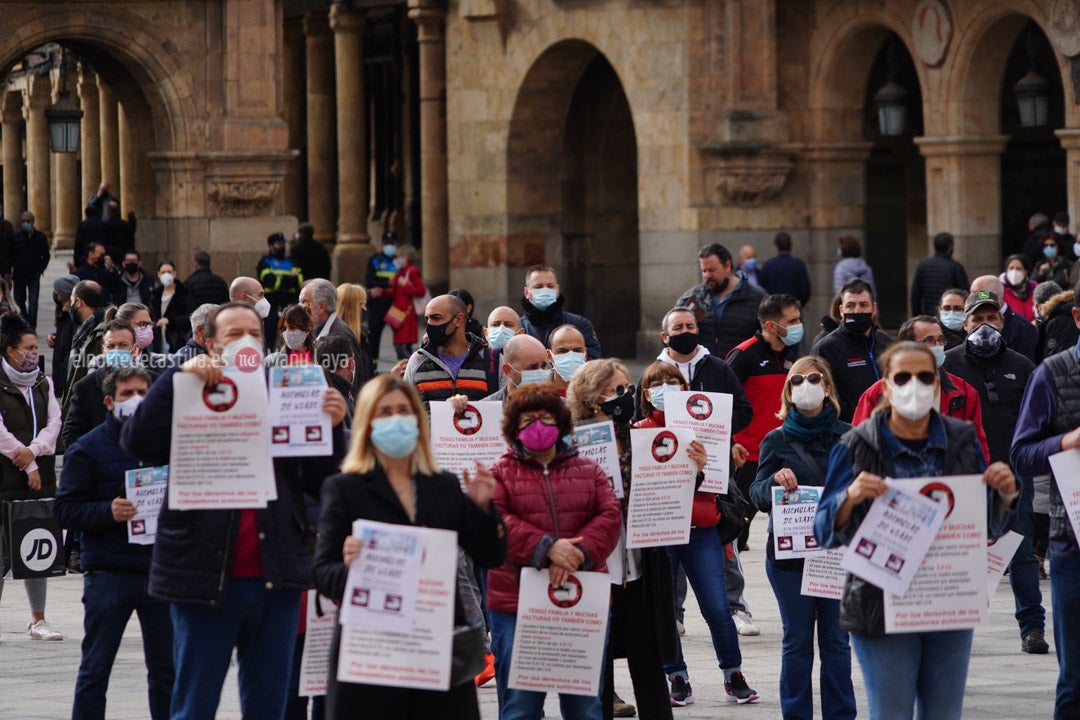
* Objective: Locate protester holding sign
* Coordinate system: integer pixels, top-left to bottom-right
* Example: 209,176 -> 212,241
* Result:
312,374 -> 506,719
487,382 -> 621,718
567,358 -> 677,720
0,313 -> 63,640
814,342 -> 1018,720
54,367 -> 173,719
749,356 -> 855,720
634,361 -> 757,706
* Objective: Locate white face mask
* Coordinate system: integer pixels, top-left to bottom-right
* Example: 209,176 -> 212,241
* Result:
791,382 -> 826,412
160,272 -> 175,287
111,394 -> 144,421
887,378 -> 937,421
220,334 -> 265,370
1005,268 -> 1026,287
253,297 -> 271,319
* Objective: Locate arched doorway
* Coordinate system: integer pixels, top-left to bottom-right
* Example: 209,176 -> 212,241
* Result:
507,41 -> 640,357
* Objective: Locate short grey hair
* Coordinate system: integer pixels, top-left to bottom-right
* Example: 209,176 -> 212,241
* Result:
190,303 -> 217,335
303,278 -> 338,313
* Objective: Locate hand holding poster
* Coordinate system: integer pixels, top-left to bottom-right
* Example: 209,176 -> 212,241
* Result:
883,475 -> 988,633
572,420 -> 623,499
627,427 -> 696,548
268,366 -> 331,457
665,391 -> 733,493
429,401 -> 507,481
125,466 -> 168,545
1048,450 -> 1080,540
339,520 -> 426,634
841,480 -> 947,597
508,569 -> 611,696
771,486 -> 825,559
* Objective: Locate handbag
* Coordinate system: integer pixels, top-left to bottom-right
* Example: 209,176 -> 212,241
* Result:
690,491 -> 721,529
412,287 -> 432,317
449,623 -> 488,687
384,305 -> 409,330
715,480 -> 754,547
4,498 -> 66,579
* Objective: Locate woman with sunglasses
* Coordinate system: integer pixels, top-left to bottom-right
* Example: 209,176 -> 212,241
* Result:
487,381 -> 622,719
635,361 -> 758,706
814,341 -> 1019,720
750,357 -> 856,720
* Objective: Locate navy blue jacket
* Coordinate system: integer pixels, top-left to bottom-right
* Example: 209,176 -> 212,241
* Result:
120,365 -> 346,605
55,415 -> 152,573
519,296 -> 602,359
1002,306 -> 1038,362
758,252 -> 811,304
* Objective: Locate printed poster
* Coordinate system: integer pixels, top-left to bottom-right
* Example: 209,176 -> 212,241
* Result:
627,427 -> 696,548
508,569 -> 611,697
125,466 -> 168,545
429,401 -> 507,481
573,420 -> 623,499
883,475 -> 988,633
169,368 -> 276,509
337,526 -> 458,690
268,365 -> 332,457
1048,450 -> 1080,540
339,520 -> 425,634
985,530 -> 1023,603
298,589 -> 337,697
665,391 -> 733,493
771,485 -> 825,559
801,548 -> 846,600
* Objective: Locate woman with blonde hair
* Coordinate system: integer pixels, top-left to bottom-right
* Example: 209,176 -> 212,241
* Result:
336,283 -> 367,345
750,356 -> 855,719
312,374 -> 506,719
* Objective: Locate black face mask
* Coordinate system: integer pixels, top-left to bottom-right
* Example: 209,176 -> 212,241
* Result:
272,247 -> 286,260
600,394 -> 635,424
123,262 -> 138,274
843,312 -> 873,335
426,319 -> 458,348
666,331 -> 699,355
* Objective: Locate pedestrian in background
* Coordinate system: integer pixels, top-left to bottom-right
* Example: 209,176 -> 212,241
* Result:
831,236 -> 875,298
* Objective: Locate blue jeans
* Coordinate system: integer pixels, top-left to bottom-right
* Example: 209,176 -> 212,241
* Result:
765,557 -> 855,720
851,629 -> 973,720
489,609 -> 605,720
664,527 -> 742,679
170,578 -> 301,720
1050,539 -> 1080,719
14,274 -> 40,330
73,570 -> 173,720
1007,483 -> 1045,637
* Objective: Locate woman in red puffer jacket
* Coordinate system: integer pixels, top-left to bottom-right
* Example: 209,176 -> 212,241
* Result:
487,381 -> 622,718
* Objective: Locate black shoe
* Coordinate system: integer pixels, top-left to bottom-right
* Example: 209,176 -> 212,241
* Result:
669,676 -> 694,706
724,671 -> 759,704
1022,631 -> 1050,654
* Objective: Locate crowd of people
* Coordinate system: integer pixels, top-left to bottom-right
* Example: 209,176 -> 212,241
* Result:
1,209 -> 1077,720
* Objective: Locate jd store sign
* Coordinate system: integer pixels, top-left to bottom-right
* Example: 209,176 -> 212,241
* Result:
4,499 -> 66,579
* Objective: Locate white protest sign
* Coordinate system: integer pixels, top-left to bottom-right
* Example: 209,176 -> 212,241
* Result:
665,391 -> 733,493
1048,450 -> 1080,540
337,526 -> 457,690
573,420 -> 623,499
299,589 -> 337,697
169,368 -> 276,509
627,427 -> 696,548
429,401 -> 507,480
125,466 -> 168,545
801,548 -> 846,600
268,366 -> 331,457
985,530 -> 1024,604
841,480 -> 947,597
883,475 -> 987,633
771,486 -> 825,559
508,569 -> 611,696
339,520 -> 425,634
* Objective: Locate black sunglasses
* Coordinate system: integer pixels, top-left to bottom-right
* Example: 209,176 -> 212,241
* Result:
789,373 -> 823,386
892,371 -> 936,387
610,384 -> 636,398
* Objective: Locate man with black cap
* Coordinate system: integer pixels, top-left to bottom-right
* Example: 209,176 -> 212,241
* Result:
365,231 -> 399,367
256,232 -> 304,348
971,275 -> 1038,361
943,289 -> 1046,656
49,274 -> 81,398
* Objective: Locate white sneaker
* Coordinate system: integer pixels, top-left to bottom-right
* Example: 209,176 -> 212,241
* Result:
28,619 -> 63,641
732,610 -> 759,636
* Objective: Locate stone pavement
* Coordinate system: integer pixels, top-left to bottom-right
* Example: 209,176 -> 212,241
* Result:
0,519 -> 1059,719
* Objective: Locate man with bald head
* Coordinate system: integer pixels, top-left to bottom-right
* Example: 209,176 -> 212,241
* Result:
228,277 -> 271,321
405,294 -> 499,406
485,306 -> 524,351
548,324 -> 587,395
483,334 -> 550,402
971,274 -> 1037,361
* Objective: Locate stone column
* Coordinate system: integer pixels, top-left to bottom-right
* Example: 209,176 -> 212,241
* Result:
52,81 -> 79,251
409,1 -> 449,294
330,3 -> 373,281
915,135 -> 1009,279
1,93 -> 24,221
79,67 -> 101,206
118,103 -> 137,215
304,11 -> 337,247
26,74 -> 52,238
1057,129 -> 1080,233
282,18 -> 306,220
99,81 -> 119,196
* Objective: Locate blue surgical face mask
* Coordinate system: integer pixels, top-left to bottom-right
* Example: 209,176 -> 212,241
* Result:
552,351 -> 586,382
931,345 -> 946,368
940,311 -> 964,331
1044,245 -> 1059,259
369,414 -> 419,459
648,383 -> 674,412
21,222 -> 31,234
530,287 -> 558,310
779,322 -> 804,347
517,367 -> 553,386
744,257 -> 757,272
383,244 -> 397,258
486,325 -> 515,350
104,348 -> 134,367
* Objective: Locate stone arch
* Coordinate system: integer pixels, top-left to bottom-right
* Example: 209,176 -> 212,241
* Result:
506,39 -> 640,356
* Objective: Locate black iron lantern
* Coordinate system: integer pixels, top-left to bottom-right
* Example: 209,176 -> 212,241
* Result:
45,51 -> 82,153
1014,23 -> 1050,128
874,80 -> 909,137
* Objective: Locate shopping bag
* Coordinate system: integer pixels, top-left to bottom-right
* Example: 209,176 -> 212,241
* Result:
384,305 -> 409,330
4,499 -> 66,579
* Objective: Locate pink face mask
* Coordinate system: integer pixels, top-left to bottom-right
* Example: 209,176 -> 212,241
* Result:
518,419 -> 559,452
135,325 -> 154,349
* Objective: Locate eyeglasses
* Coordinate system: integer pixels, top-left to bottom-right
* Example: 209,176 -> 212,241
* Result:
647,380 -> 683,390
133,321 -> 153,329
918,336 -> 945,347
892,371 -> 936,386
789,373 -> 822,386
609,384 -> 635,398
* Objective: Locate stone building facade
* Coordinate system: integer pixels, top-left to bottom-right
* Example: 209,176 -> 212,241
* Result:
0,0 -> 1077,358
